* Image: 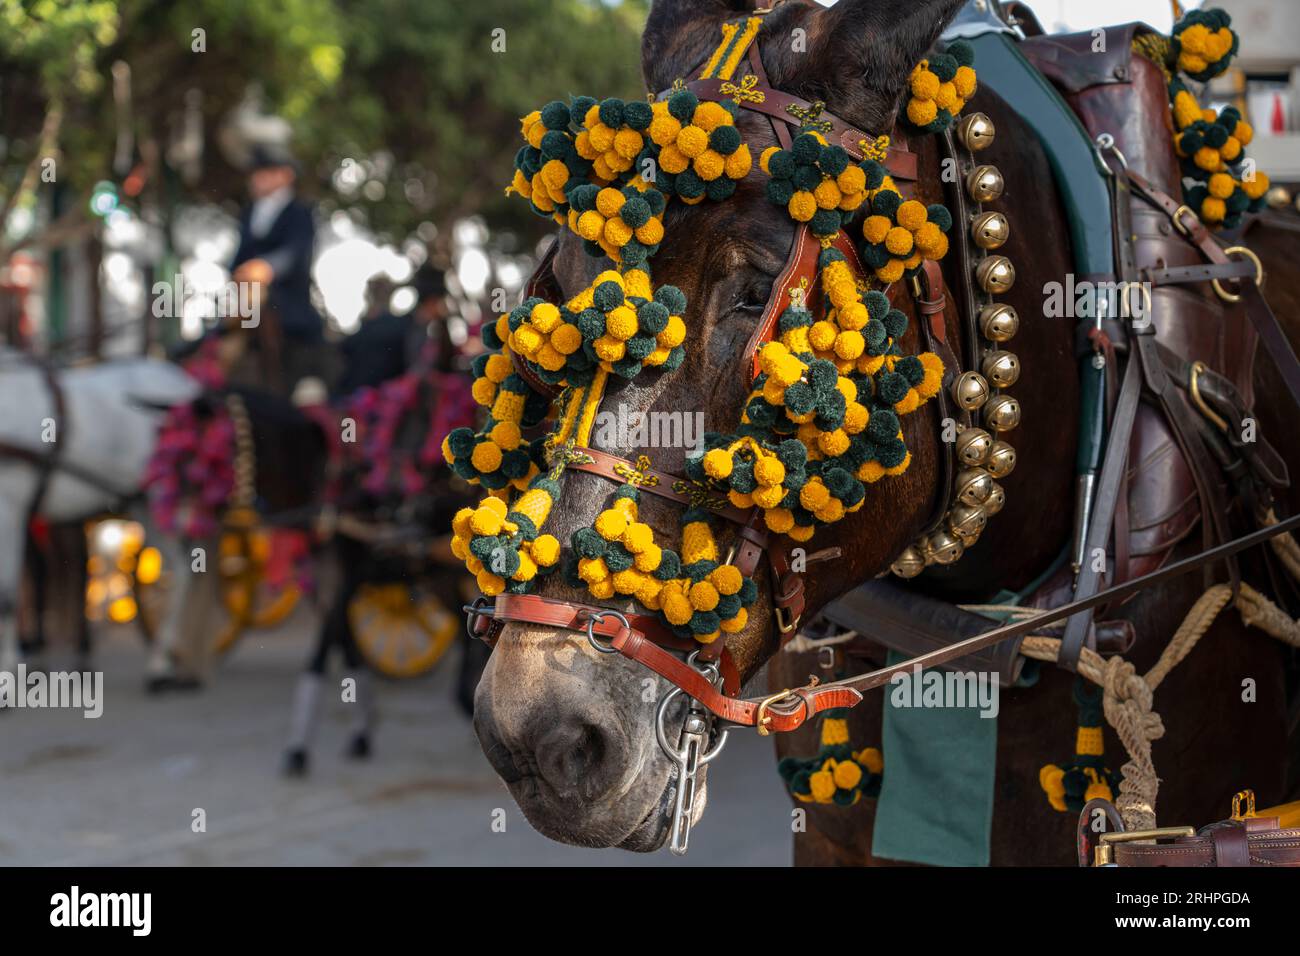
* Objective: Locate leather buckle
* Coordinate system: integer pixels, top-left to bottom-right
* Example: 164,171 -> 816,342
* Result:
1095,826 -> 1195,866
774,604 -> 801,635
1171,203 -> 1199,238
755,687 -> 798,736
1212,245 -> 1264,303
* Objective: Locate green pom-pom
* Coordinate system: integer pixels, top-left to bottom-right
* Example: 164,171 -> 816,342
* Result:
709,125 -> 742,154
598,98 -> 625,129
768,149 -> 796,179
818,145 -> 850,177
623,100 -> 653,130
872,189 -> 902,217
675,169 -> 705,199
541,100 -> 571,130
668,90 -> 698,123
766,177 -> 796,206
619,196 -> 651,229
576,307 -> 606,340
572,527 -> 607,559
861,159 -> 887,190
926,203 -> 953,232
705,177 -> 737,202
863,290 -> 890,322
792,164 -> 822,192
883,308 -> 907,340
949,39 -> 975,68
810,209 -> 842,237
791,133 -> 822,164
928,53 -> 957,83
637,301 -> 669,334
654,285 -> 686,314
594,280 -> 625,312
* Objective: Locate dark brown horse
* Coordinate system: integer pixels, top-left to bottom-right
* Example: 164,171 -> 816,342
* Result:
471,0 -> 1299,861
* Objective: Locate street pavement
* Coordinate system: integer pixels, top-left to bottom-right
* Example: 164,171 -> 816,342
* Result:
0,606 -> 791,866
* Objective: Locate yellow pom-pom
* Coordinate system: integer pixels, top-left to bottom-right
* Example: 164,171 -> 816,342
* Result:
710,564 -> 742,595
703,448 -> 733,479
788,191 -> 817,222
809,320 -> 838,352
1194,146 -> 1222,173
857,747 -> 883,774
649,112 -> 682,147
594,508 -> 628,540
550,323 -> 582,356
833,759 -> 863,790
662,584 -> 694,626
605,305 -> 639,341
1201,196 -> 1226,223
808,769 -> 836,803
688,580 -> 719,612
896,199 -> 927,231
471,377 -> 497,407
907,98 -> 938,127
862,215 -> 891,245
658,314 -> 686,348
876,259 -> 905,284
724,146 -> 752,180
910,68 -> 940,101
1235,119 -> 1253,145
720,607 -> 748,633
593,334 -> 625,362
834,330 -> 865,361
753,455 -> 785,486
530,535 -> 560,567
885,226 -> 914,256
676,125 -> 709,159
933,81 -> 957,112
764,508 -> 795,533
613,127 -> 643,160
1242,171 -> 1269,200
659,143 -> 689,174
1208,172 -> 1234,199
635,217 -> 664,245
622,521 -> 654,554
476,569 -> 506,596
759,145 -> 781,174
693,149 -> 726,182
953,65 -> 977,99
470,442 -> 503,474
752,484 -> 784,509
488,421 -> 521,450
814,178 -> 842,210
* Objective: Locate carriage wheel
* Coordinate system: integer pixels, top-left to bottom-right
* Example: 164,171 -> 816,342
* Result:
214,527 -> 301,656
349,582 -> 457,679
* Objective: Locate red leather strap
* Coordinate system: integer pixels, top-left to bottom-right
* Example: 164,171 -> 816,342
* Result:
481,593 -> 740,696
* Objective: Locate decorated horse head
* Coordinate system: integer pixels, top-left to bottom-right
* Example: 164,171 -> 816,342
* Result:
447,0 -> 1297,858
451,0 -> 982,850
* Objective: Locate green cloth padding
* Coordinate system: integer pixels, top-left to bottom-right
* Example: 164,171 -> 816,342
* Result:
872,649 -> 999,867
966,31 -> 1115,279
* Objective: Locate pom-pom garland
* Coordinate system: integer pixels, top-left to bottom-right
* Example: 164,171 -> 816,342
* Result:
903,40 -> 977,133
453,74 -> 947,644
1038,679 -> 1121,814
858,171 -> 953,284
778,708 -> 883,805
1170,7 -> 1238,83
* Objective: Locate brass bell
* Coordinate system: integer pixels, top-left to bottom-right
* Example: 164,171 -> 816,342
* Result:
981,349 -> 1021,388
985,440 -> 1017,478
955,426 -> 993,466
956,467 -> 993,506
891,545 -> 927,579
966,164 -> 1004,202
983,394 -> 1022,432
978,303 -> 1019,342
948,503 -> 988,538
983,481 -> 1006,516
957,112 -> 995,152
927,530 -> 964,565
1266,185 -> 1292,209
970,211 -> 1010,250
952,370 -> 990,411
976,255 -> 1015,294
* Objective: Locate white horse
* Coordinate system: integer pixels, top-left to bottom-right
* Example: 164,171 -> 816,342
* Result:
0,348 -> 200,685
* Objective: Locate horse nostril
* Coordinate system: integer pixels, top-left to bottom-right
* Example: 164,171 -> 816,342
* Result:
535,721 -> 610,798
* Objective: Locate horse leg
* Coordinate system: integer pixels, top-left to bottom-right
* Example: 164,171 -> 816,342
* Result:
337,538 -> 376,759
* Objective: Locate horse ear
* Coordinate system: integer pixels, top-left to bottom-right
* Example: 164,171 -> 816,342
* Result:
641,0 -> 757,93
763,0 -> 970,134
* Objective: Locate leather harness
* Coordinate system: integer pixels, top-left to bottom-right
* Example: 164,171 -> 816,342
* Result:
464,10 -> 1300,738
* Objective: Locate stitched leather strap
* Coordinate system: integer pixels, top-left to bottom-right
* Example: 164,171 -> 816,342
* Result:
565,446 -> 753,525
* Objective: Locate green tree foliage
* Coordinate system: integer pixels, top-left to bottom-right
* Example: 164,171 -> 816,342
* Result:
1,0 -> 648,254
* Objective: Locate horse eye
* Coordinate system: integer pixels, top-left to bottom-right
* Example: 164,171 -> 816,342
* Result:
736,280 -> 771,313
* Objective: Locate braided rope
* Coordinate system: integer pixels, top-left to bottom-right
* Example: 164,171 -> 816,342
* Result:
1016,578 -> 1300,830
